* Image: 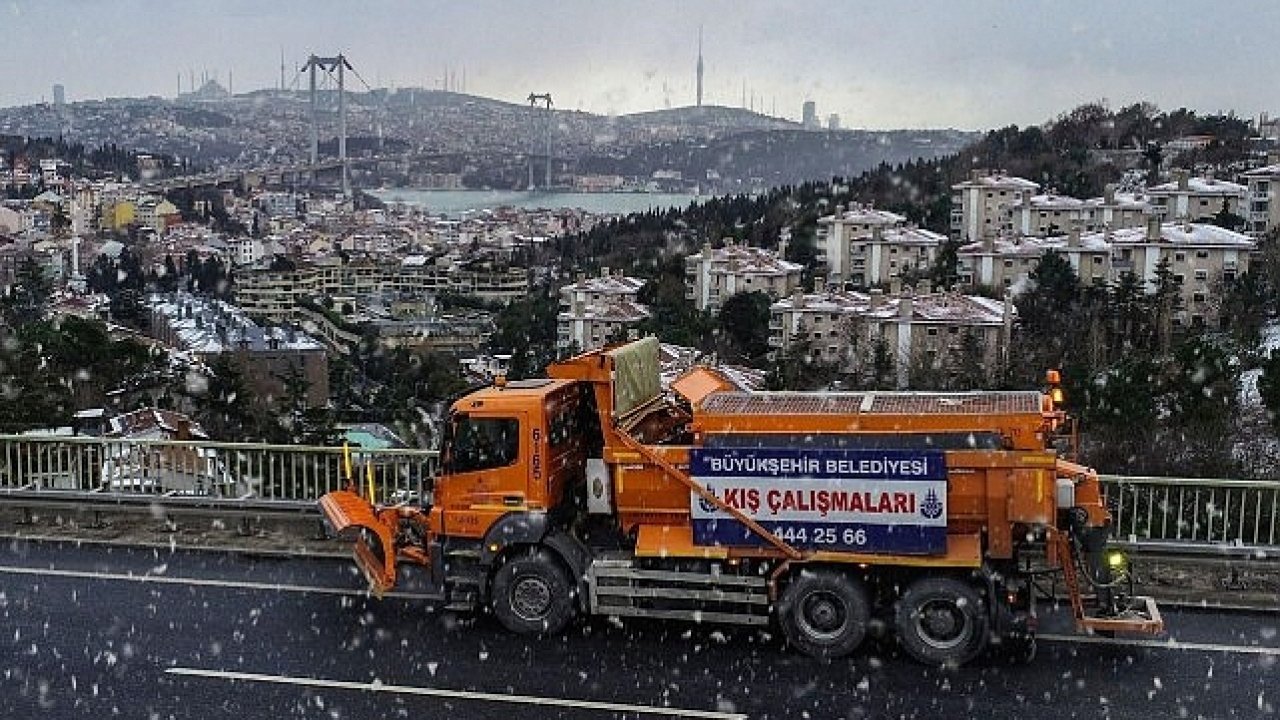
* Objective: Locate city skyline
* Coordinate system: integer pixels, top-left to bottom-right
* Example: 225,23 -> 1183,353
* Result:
2,0 -> 1279,130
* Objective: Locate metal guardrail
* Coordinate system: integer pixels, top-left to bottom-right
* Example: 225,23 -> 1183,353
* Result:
0,434 -> 438,504
0,436 -> 1276,556
1100,474 -> 1280,548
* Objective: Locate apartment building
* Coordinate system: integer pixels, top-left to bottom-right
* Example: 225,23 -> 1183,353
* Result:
556,299 -> 652,352
816,205 -> 945,287
149,293 -> 329,407
556,269 -> 651,351
1101,217 -> 1254,327
1082,186 -> 1151,233
950,171 -> 1040,243
768,286 -> 1013,388
1240,161 -> 1280,237
957,221 -> 1112,291
684,240 -> 803,312
1010,192 -> 1087,237
235,256 -> 531,322
1147,170 -> 1245,222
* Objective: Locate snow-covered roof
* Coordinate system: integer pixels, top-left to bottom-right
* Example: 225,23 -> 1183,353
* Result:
819,206 -> 906,226
558,299 -> 651,322
1019,193 -> 1084,209
695,243 -> 803,275
958,235 -> 1063,257
952,174 -> 1040,191
562,273 -> 648,296
770,289 -> 871,314
1101,222 -> 1256,249
1148,176 -> 1246,196
1242,163 -> 1280,178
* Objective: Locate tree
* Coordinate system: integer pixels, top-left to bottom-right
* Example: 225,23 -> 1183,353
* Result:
189,355 -> 266,441
277,362 -> 339,446
716,291 -> 772,364
1160,337 -> 1239,476
1,257 -> 52,327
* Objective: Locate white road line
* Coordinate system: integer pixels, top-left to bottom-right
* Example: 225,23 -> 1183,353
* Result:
1040,633 -> 1280,657
165,667 -> 748,720
0,564 -> 435,601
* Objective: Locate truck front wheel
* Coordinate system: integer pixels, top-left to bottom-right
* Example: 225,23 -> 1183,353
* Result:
895,576 -> 989,666
490,548 -> 576,635
777,569 -> 870,659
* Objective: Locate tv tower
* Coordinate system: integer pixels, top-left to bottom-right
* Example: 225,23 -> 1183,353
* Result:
696,25 -> 704,107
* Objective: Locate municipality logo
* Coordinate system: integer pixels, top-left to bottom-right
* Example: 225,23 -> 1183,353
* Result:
919,488 -> 944,520
698,488 -> 718,514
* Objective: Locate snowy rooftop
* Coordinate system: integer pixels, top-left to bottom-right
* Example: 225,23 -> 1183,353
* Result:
694,242 -> 803,275
558,299 -> 651,322
1148,176 -> 1246,196
819,206 -> 906,226
151,292 -> 325,353
1101,222 -> 1256,248
1019,193 -> 1085,209
562,272 -> 648,296
952,173 -> 1040,191
770,289 -> 872,313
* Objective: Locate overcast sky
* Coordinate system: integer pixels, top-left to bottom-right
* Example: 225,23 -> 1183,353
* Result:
2,0 -> 1277,130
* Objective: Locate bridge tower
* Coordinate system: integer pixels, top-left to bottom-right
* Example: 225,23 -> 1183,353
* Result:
302,54 -> 354,196
527,92 -> 553,190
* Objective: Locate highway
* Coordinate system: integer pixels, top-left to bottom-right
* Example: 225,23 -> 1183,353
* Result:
1,539 -> 1275,719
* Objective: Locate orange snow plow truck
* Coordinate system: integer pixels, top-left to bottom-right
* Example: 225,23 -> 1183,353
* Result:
320,337 -> 1162,665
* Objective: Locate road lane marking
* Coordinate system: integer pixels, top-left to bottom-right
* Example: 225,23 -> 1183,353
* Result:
1040,633 -> 1280,657
0,564 -> 435,601
5,565 -> 1276,664
165,667 -> 748,720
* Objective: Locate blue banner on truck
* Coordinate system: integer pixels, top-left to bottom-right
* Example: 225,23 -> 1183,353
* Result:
689,447 -> 949,555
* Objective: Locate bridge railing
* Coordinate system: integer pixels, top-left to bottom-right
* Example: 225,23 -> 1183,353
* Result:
1,435 -> 1277,550
0,434 -> 439,504
1100,474 -> 1279,547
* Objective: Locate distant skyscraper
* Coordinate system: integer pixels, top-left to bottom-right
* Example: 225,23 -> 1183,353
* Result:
52,84 -> 65,107
827,113 -> 840,131
696,26 -> 704,107
802,100 -> 818,129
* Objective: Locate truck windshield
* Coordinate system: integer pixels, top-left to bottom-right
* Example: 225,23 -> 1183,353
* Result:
450,416 -> 520,473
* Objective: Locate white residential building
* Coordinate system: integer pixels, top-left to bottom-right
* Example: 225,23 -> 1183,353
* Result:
768,286 -> 1014,388
556,299 -> 651,351
950,171 -> 1040,243
1147,170 -> 1245,222
556,268 -> 651,351
684,240 -> 803,312
1240,162 -> 1280,237
816,205 -> 944,287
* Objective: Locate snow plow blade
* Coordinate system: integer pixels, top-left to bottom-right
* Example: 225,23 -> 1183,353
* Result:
318,490 -> 398,594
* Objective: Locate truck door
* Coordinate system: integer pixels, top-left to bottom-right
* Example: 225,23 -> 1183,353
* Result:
441,411 -> 529,538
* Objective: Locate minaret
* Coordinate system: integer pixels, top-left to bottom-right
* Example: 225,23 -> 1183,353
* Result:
696,25 -> 704,107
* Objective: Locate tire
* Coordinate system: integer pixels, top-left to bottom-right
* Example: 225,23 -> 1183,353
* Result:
489,548 -> 576,635
895,576 -> 990,666
776,569 -> 870,660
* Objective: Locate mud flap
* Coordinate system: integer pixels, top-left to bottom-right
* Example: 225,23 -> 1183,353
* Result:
319,490 -> 398,594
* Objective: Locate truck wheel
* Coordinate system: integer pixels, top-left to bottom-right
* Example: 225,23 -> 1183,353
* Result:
490,548 -> 576,635
777,569 -> 870,659
895,576 -> 989,666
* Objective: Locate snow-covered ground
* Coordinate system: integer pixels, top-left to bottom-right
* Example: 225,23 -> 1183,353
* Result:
1238,321 -> 1280,408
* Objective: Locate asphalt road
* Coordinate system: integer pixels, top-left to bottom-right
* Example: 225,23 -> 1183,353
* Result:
0,538 -> 1276,720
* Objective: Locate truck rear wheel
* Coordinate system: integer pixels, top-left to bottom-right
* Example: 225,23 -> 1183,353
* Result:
895,576 -> 989,666
777,569 -> 870,659
490,548 -> 576,635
